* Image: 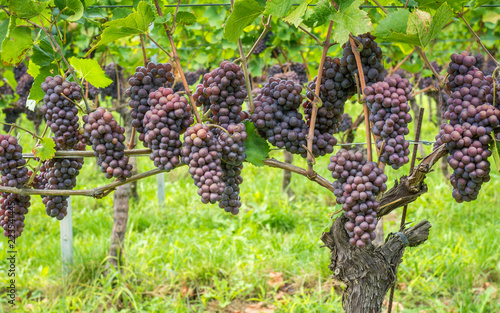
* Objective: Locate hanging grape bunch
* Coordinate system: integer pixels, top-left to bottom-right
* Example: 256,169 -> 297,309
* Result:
82,108 -> 133,181
340,33 -> 385,86
365,74 -> 413,169
267,62 -> 308,85
305,56 -> 355,135
252,31 -> 273,55
38,145 -> 85,220
0,135 -> 31,238
172,68 -> 207,92
181,123 -> 225,204
216,123 -> 247,214
144,87 -> 193,171
102,63 -> 125,99
434,52 -> 500,202
338,113 -> 353,133
125,62 -> 175,144
252,78 -> 308,156
193,61 -> 247,129
41,75 -> 83,150
328,149 -> 388,248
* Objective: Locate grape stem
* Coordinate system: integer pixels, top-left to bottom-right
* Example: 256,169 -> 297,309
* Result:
238,38 -> 255,113
415,46 -> 448,95
458,12 -> 499,66
153,0 -> 202,124
388,48 -> 415,76
306,20 -> 334,177
245,15 -> 272,60
2,158 -> 335,197
0,122 -> 43,140
305,85 -> 323,108
206,124 -> 232,137
145,34 -> 172,59
349,34 -> 373,162
127,127 -> 137,150
410,84 -> 436,98
139,34 -> 148,66
295,24 -> 323,46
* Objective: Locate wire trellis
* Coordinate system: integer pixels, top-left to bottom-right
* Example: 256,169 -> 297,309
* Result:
337,139 -> 435,146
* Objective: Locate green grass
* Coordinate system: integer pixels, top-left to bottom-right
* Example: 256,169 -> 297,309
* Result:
0,100 -> 499,313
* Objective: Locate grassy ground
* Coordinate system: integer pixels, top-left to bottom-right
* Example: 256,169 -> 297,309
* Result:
0,99 -> 499,313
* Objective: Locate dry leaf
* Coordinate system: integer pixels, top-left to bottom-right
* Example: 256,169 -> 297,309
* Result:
382,299 -> 404,312
180,286 -> 194,299
267,272 -> 284,288
245,302 -> 275,313
398,282 -> 407,291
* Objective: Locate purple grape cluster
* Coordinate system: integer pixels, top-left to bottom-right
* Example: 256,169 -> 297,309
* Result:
305,56 -> 355,135
434,51 -> 500,202
216,123 -> 247,214
41,75 -> 82,150
340,33 -> 385,86
172,68 -> 207,92
0,134 -> 31,238
181,123 -> 225,204
144,87 -> 193,171
82,108 -> 133,181
251,78 -> 309,156
268,62 -> 308,85
38,152 -> 84,220
125,62 -> 175,143
328,149 -> 387,248
102,63 -> 125,99
193,61 -> 247,129
253,31 -> 273,55
338,113 -> 353,133
365,74 -> 413,169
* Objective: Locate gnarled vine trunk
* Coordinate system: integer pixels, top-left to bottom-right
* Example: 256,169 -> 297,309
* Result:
321,216 -> 431,313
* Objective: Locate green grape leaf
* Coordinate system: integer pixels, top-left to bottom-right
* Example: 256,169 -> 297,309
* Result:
1,17 -> 34,65
155,12 -> 171,24
223,0 -> 265,43
469,0 -> 492,8
69,57 -> 113,88
33,137 -> 56,161
175,11 -> 196,26
283,1 -> 308,27
374,10 -> 419,45
420,3 -> 454,47
330,0 -> 373,45
3,71 -> 17,90
490,133 -> 500,173
27,59 -> 40,78
303,0 -> 332,28
415,0 -> 468,10
111,8 -> 133,20
0,19 -> 9,47
54,0 -> 84,21
244,120 -> 270,167
264,0 -> 293,18
95,1 -> 155,48
8,0 -> 49,19
32,36 -> 61,67
28,63 -> 58,104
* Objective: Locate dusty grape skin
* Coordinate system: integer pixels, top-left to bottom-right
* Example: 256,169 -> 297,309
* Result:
328,149 -> 387,248
144,87 -> 193,171
82,108 -> 133,181
0,134 -> 31,238
215,123 -> 247,214
365,74 -> 413,169
41,75 -> 82,150
181,123 -> 225,204
434,51 -> 500,202
125,62 -> 175,144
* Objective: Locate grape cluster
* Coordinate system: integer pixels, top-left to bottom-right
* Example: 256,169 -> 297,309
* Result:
193,61 -> 247,129
251,78 -> 309,156
82,108 -> 133,181
434,51 -> 500,202
338,113 -> 353,133
417,61 -> 441,96
340,33 -> 385,86
365,74 -> 413,169
0,134 -> 31,239
253,32 -> 273,55
125,62 -> 175,143
39,151 -> 84,220
2,108 -> 22,132
144,87 -> 193,171
268,63 -> 308,85
172,68 -> 207,92
305,56 -> 355,135
102,63 -> 125,99
328,149 -> 387,248
14,66 -> 42,127
41,75 -> 82,150
216,123 -> 247,214
181,123 -> 225,204
483,58 -> 497,76
13,63 -> 27,82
